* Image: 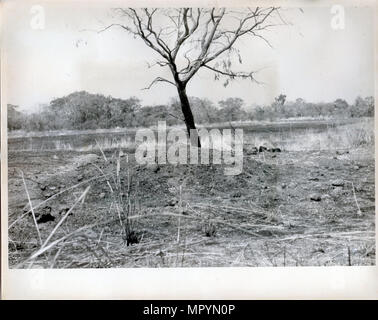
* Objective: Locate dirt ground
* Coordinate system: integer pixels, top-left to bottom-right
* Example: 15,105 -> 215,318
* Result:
7,139 -> 375,268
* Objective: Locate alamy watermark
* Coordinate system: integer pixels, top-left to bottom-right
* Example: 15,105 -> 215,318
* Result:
134,121 -> 244,176
30,5 -> 45,30
330,4 -> 345,30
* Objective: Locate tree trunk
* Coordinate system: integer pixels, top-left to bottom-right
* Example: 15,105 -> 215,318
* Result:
177,85 -> 201,147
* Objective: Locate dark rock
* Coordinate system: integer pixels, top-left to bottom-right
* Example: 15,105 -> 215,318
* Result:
310,194 -> 322,201
232,191 -> 242,198
259,146 -> 268,152
271,148 -> 281,152
126,231 -> 140,246
331,179 -> 344,187
167,199 -> 178,206
77,175 -> 83,182
37,213 -> 55,223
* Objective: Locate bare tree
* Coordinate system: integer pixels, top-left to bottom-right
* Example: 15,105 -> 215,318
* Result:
100,7 -> 284,145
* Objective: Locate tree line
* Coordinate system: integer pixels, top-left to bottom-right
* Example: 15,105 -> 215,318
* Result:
8,91 -> 374,131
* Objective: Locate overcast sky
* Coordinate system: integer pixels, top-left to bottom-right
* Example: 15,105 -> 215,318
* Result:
2,2 -> 375,112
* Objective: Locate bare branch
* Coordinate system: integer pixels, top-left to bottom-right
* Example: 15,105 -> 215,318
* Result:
181,8 -> 226,83
109,7 -> 282,90
171,8 -> 201,60
203,64 -> 262,84
167,112 -> 185,122
143,8 -> 173,58
203,7 -> 278,65
127,8 -> 170,60
142,77 -> 177,90
146,60 -> 170,69
80,23 -> 132,34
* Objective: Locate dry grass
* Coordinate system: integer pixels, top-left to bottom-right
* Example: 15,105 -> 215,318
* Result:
10,119 -> 372,153
11,179 -> 374,268
284,119 -> 373,151
54,137 -> 134,152
246,119 -> 374,152
8,118 -> 375,268
10,148 -> 145,268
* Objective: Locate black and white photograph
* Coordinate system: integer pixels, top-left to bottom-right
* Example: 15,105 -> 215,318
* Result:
1,0 -> 376,298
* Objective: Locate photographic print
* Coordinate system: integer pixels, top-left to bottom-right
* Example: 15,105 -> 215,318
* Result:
2,0 -> 375,273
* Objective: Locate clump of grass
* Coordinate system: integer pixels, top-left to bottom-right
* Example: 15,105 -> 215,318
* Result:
54,140 -> 73,150
283,119 -> 374,151
84,145 -> 142,246
345,124 -> 374,147
203,219 -> 217,237
91,136 -> 133,151
113,151 -> 141,246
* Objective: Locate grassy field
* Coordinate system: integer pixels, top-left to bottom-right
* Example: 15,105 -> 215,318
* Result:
7,118 -> 375,268
8,118 -> 359,152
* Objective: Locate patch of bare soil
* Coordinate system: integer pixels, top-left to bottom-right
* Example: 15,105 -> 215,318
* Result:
8,146 -> 375,268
